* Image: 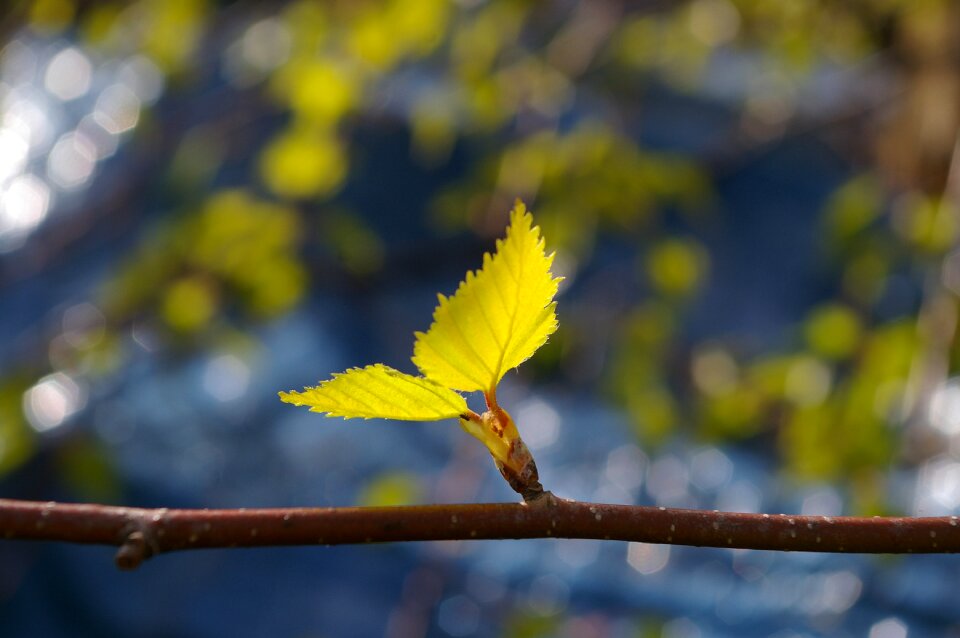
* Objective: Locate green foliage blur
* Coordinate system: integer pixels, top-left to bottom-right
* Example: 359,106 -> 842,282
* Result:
5,0 -> 960,519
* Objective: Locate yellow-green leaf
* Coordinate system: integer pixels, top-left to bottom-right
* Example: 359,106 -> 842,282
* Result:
413,201 -> 561,393
279,364 -> 468,421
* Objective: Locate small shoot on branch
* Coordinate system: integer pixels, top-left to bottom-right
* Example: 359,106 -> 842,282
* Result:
280,200 -> 562,500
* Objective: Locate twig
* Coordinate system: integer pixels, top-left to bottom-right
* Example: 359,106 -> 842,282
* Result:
2,495 -> 959,570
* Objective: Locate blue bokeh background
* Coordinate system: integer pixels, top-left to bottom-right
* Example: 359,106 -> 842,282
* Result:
2,2 -> 960,636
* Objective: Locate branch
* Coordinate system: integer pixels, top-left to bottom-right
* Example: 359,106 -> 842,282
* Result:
3,495 -> 959,569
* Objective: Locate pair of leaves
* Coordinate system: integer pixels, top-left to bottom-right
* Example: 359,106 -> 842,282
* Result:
279,201 -> 561,421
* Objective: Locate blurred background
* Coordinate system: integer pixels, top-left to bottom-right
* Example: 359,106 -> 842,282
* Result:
1,0 -> 959,636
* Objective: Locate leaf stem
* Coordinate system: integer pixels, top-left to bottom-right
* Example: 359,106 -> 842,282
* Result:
484,388 -> 497,411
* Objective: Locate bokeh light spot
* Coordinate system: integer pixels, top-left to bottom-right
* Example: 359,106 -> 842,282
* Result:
692,347 -> 738,397
928,378 -> 960,435
604,444 -> 647,493
202,354 -> 251,403
783,356 -> 832,406
801,488 -> 843,517
0,173 -> 51,251
515,397 -> 560,451
627,542 -> 670,575
93,84 -> 141,134
436,594 -> 480,637
688,0 -> 740,45
118,55 -> 164,105
243,18 -> 291,72
23,372 -> 86,433
0,126 -> 29,181
5,92 -> 54,151
525,574 -> 570,615
690,447 -> 733,492
47,131 -> 97,189
44,46 -> 92,101
869,617 -> 908,638
62,302 -> 106,349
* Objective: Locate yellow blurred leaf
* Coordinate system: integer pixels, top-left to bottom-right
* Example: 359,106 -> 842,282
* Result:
284,60 -> 358,124
29,0 -> 75,34
0,378 -> 35,477
246,257 -> 307,316
324,211 -> 384,275
893,194 -> 958,254
139,0 -> 209,72
57,438 -> 120,502
390,0 -> 449,56
451,1 -> 526,81
347,12 -> 399,70
280,0 -> 328,54
260,128 -> 346,199
413,201 -> 562,393
804,304 -> 862,360
646,238 -> 708,297
357,471 -> 425,506
162,276 -> 217,332
842,248 -> 887,304
628,385 -> 678,444
824,174 -> 882,241
80,5 -> 122,45
700,385 -> 765,439
410,94 -> 457,165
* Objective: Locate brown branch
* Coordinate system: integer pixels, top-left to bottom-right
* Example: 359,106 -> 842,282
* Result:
3,495 -> 960,570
